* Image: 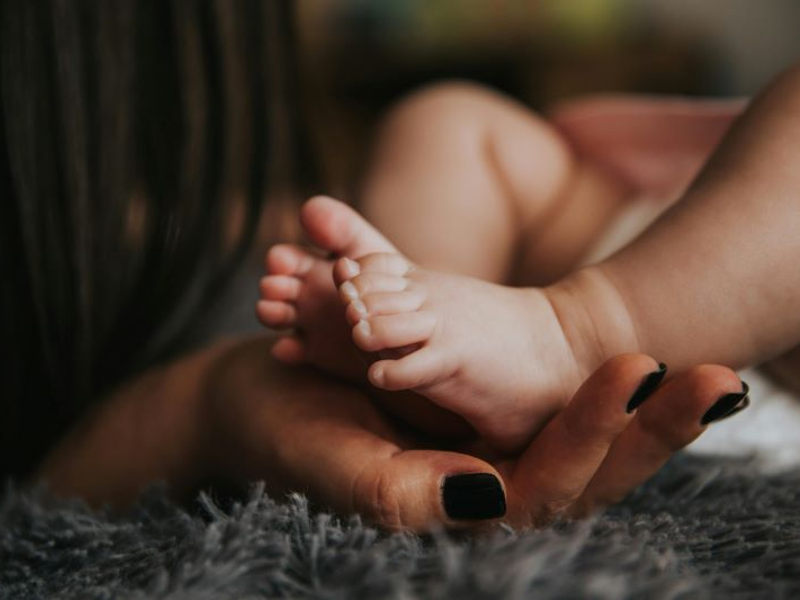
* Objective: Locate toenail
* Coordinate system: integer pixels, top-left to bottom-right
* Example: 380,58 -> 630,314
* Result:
357,319 -> 371,336
340,281 -> 359,301
351,299 -> 368,318
342,257 -> 361,278
370,364 -> 384,385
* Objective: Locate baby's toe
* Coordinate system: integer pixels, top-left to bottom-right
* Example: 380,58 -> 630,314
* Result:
339,272 -> 408,303
271,335 -> 308,364
333,252 -> 409,286
257,300 -> 298,329
369,348 -> 448,391
357,253 -> 411,276
265,244 -> 315,276
300,195 -> 397,258
352,312 -> 437,353
333,257 -> 361,286
259,275 -> 302,302
344,290 -> 425,325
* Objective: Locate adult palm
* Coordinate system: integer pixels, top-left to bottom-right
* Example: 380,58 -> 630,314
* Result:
206,336 -> 744,531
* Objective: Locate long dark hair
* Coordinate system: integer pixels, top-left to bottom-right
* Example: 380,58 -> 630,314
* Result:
0,0 -> 312,479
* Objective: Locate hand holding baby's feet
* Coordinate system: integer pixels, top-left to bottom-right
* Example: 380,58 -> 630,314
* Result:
333,251 -> 587,453
497,354 -> 749,527
260,197 -> 638,456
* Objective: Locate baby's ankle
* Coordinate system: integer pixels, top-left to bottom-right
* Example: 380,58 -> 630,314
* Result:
544,266 -> 641,378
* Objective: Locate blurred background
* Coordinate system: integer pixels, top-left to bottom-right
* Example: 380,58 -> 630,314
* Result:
295,0 -> 800,193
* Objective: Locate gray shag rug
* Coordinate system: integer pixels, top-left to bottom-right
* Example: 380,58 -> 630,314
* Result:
2,454 -> 800,599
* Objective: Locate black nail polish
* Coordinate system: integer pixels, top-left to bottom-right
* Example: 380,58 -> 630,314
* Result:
626,363 -> 668,413
442,473 -> 506,520
701,381 -> 750,425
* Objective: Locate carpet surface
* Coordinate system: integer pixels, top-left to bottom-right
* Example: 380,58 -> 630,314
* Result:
2,454 -> 800,599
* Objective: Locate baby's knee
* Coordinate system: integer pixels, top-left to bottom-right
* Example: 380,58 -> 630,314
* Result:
374,81 -> 502,150
384,80 -> 500,126
379,80 -> 559,145
376,81 -> 569,171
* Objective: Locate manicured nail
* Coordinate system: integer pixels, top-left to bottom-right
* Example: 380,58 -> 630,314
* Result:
342,257 -> 361,278
340,281 -> 359,301
701,381 -> 750,425
626,362 -> 668,413
442,473 -> 506,520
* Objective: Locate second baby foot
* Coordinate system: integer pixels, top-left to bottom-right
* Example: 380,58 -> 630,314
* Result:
257,196 -> 397,380
334,253 -> 591,453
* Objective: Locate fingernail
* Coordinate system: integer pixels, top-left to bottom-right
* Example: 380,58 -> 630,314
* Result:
342,257 -> 361,278
340,281 -> 359,301
442,473 -> 506,520
626,362 -> 668,413
701,381 -> 750,425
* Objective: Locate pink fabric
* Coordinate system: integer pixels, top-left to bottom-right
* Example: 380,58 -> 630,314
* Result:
549,95 -> 747,200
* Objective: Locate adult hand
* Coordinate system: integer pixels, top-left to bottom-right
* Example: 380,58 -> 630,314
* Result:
207,337 -> 748,531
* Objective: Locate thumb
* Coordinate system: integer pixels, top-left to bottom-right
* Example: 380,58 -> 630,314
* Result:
225,348 -> 506,533
348,449 -> 507,531
275,400 -> 507,531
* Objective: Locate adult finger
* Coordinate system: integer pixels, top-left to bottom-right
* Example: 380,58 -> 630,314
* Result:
574,364 -> 747,515
237,363 -> 507,532
502,354 -> 663,528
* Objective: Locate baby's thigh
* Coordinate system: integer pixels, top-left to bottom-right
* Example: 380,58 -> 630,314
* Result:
378,81 -> 576,214
370,81 -> 622,285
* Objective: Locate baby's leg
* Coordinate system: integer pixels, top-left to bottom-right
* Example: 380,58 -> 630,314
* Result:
260,83 -> 745,424
328,90 -> 761,450
575,64 -> 800,374
359,82 -> 630,286
259,83 -> 628,377
360,83 -> 743,287
261,83 -> 736,369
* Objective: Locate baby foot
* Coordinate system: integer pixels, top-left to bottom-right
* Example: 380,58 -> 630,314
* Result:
257,196 -> 397,380
333,252 -> 596,453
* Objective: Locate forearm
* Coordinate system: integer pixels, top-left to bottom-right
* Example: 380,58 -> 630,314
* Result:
597,64 -> 800,369
35,340 -> 234,507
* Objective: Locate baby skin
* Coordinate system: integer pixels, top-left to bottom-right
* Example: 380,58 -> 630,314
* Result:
335,228 -> 593,454
261,197 -> 586,452
257,71 -> 800,453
